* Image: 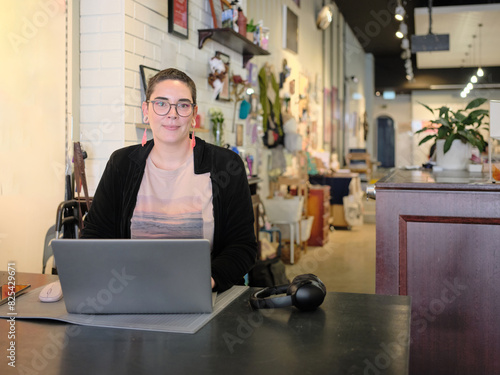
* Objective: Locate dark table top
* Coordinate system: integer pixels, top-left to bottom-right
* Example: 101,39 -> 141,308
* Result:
376,169 -> 500,192
0,273 -> 411,375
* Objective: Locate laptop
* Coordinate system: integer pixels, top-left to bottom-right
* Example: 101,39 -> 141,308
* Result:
51,239 -> 213,314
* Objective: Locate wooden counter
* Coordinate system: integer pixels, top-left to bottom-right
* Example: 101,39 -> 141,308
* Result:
375,169 -> 500,374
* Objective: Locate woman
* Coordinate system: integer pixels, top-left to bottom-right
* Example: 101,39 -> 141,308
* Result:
82,68 -> 257,292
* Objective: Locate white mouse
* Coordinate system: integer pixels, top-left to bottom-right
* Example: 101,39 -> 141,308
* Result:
39,281 -> 63,302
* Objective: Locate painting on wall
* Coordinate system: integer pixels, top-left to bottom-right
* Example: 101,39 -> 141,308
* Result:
282,5 -> 298,53
168,0 -> 189,39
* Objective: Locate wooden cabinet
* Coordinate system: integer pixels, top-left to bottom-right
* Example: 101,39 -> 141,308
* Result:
307,186 -> 330,246
375,169 -> 500,374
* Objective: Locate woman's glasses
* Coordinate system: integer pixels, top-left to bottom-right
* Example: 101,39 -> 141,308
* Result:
147,100 -> 195,117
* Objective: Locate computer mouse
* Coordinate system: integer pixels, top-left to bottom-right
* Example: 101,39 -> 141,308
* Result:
39,281 -> 63,303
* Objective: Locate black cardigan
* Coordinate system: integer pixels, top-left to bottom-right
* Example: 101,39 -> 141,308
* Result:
82,137 -> 257,292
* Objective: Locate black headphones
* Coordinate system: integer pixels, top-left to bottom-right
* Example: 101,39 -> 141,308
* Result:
249,274 -> 327,311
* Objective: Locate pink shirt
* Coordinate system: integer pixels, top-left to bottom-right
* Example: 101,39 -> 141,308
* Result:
131,154 -> 214,249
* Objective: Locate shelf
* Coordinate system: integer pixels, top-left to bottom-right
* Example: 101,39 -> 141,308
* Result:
198,28 -> 270,67
135,123 -> 209,132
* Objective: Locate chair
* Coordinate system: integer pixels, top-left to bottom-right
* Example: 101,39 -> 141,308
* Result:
262,196 -> 304,264
346,152 -> 372,182
42,200 -> 83,274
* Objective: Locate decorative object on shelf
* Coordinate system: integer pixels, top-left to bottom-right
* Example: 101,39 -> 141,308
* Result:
283,5 -> 298,53
139,65 -> 160,104
237,7 -> 247,37
168,0 -> 189,39
208,0 -> 223,28
208,51 -> 230,101
246,19 -> 257,43
230,74 -> 250,131
416,97 -> 489,170
209,107 -> 225,146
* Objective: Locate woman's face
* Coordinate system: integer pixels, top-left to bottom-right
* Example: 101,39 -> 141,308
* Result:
142,79 -> 197,147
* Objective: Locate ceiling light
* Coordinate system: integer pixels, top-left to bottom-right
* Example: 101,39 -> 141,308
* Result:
477,67 -> 484,77
467,83 -> 473,90
471,75 -> 478,83
401,38 -> 409,49
460,91 -> 467,98
395,5 -> 405,21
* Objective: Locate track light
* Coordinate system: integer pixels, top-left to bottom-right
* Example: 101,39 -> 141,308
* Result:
477,67 -> 484,77
396,22 -> 407,39
395,5 -> 405,21
471,75 -> 477,83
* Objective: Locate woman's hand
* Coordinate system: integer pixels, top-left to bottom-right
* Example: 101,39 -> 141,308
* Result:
211,277 -> 215,289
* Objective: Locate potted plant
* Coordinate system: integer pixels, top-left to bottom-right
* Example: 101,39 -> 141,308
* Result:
416,97 -> 489,170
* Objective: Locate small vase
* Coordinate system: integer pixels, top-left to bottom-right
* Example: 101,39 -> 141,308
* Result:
212,121 -> 224,146
435,139 -> 471,170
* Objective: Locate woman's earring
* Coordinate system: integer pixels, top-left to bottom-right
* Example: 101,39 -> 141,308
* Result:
142,116 -> 149,147
190,119 -> 196,149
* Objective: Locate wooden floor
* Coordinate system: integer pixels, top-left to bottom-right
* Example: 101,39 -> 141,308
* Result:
285,223 -> 376,294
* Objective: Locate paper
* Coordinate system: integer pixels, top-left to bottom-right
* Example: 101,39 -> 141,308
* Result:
0,285 -> 246,334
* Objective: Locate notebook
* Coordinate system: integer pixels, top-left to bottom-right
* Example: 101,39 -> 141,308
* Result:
51,239 -> 213,314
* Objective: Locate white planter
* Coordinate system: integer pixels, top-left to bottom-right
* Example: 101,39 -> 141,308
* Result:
435,139 -> 471,171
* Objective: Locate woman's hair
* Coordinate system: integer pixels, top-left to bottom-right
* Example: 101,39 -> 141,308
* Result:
146,68 -> 197,104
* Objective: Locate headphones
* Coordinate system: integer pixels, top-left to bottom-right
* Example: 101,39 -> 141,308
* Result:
249,274 -> 327,311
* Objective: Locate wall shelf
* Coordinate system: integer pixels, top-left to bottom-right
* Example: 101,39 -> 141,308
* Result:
198,28 -> 270,67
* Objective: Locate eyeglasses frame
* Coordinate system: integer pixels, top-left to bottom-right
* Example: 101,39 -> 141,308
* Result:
146,99 -> 196,117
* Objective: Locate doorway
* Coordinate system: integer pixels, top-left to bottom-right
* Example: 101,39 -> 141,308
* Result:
376,116 -> 395,168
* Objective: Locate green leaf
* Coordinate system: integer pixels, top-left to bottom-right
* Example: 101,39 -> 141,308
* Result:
438,106 -> 450,119
443,134 -> 460,153
437,126 -> 449,139
419,101 -> 434,115
418,134 -> 436,146
465,97 -> 487,110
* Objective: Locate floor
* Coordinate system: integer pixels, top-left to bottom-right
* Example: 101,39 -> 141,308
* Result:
285,222 -> 376,294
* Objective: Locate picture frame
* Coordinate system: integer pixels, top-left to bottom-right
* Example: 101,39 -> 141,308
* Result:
168,0 -> 189,39
139,65 -> 160,104
215,51 -> 231,101
282,5 -> 298,53
208,0 -> 223,28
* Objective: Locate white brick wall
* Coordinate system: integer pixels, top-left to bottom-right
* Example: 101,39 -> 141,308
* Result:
80,0 -> 125,194
82,0 -> 252,192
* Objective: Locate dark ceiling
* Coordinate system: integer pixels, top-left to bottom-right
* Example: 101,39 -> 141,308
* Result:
334,0 -> 500,93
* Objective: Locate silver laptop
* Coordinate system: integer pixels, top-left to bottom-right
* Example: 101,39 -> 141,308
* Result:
51,239 -> 213,314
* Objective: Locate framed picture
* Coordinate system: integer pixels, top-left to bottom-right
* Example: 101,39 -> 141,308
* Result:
168,0 -> 189,39
208,0 -> 223,28
139,65 -> 160,103
216,51 -> 230,101
282,5 -> 298,53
